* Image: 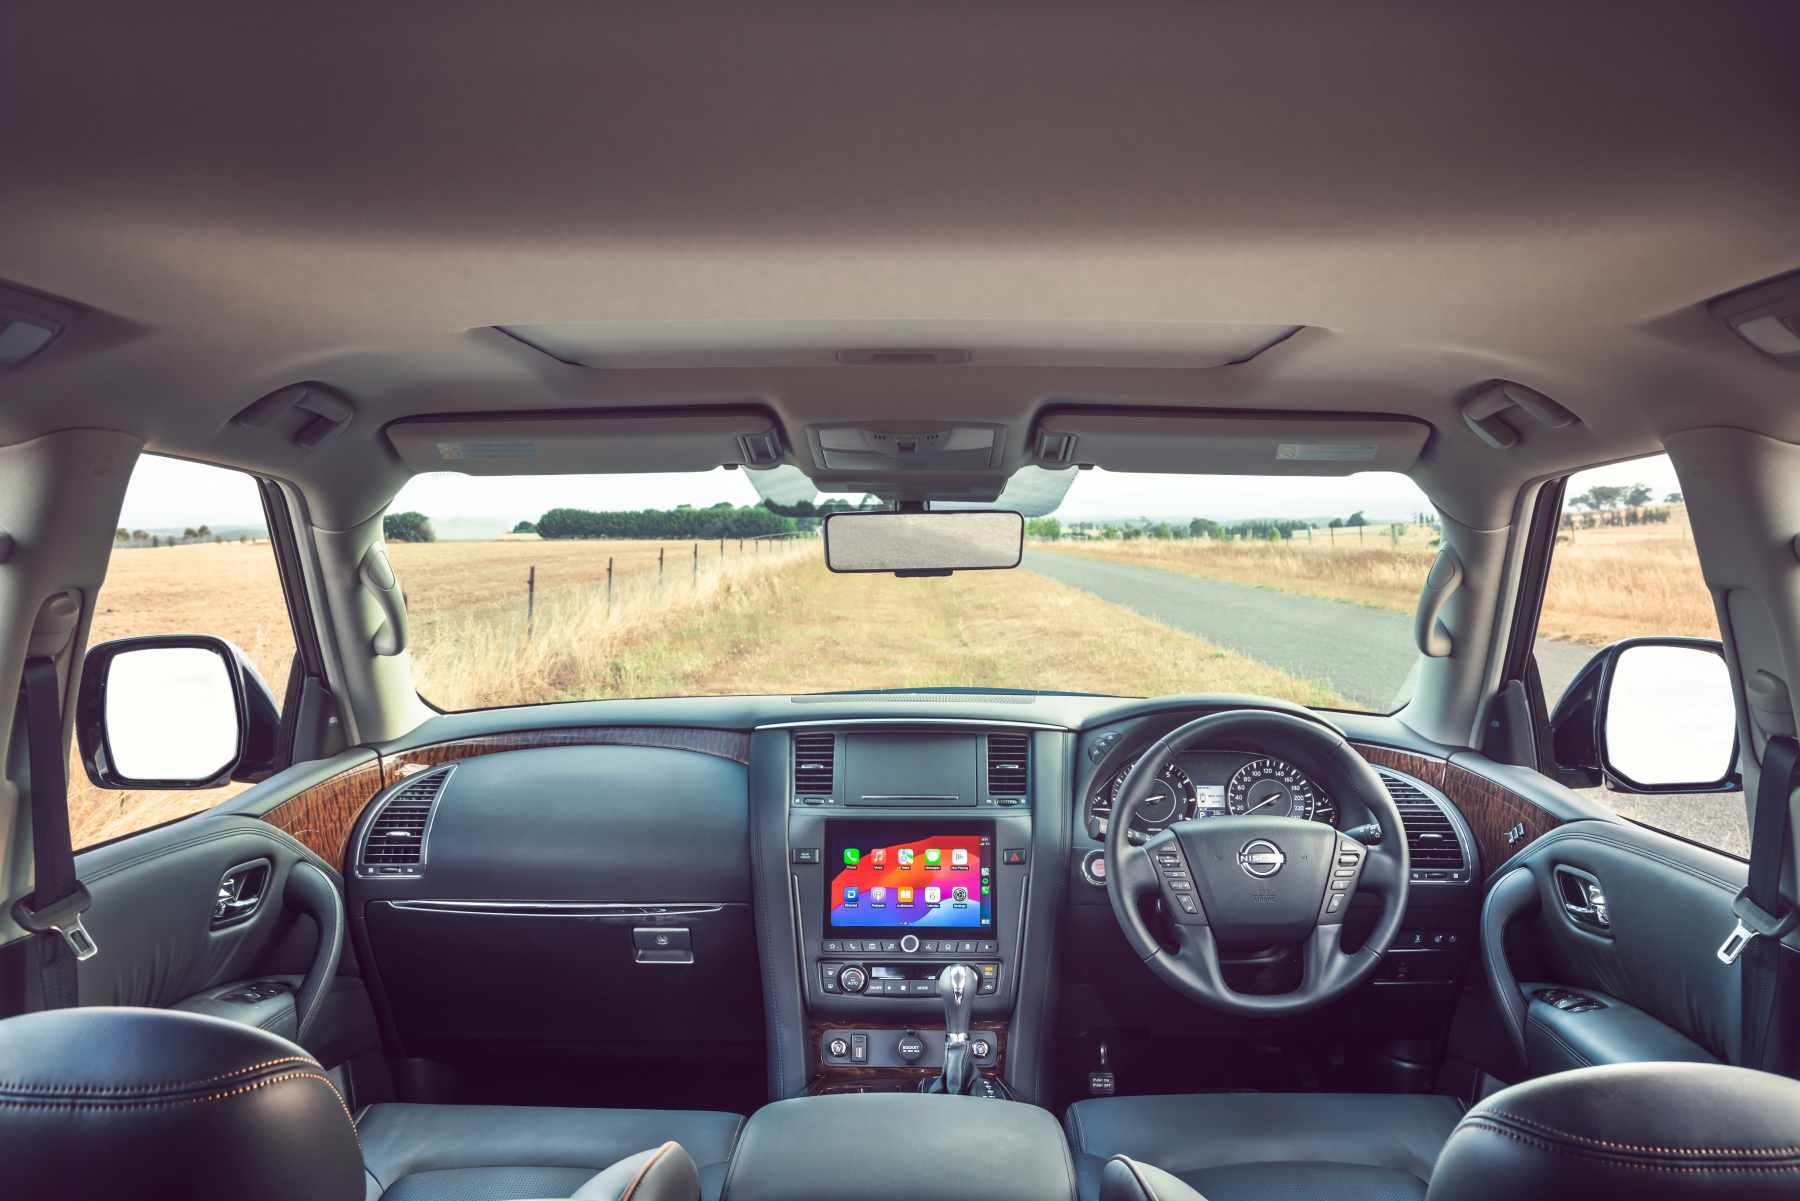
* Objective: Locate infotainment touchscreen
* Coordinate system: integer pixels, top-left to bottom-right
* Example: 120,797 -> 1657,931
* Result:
824,820 -> 995,934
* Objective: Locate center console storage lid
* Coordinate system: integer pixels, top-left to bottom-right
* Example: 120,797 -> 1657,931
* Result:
721,1094 -> 1075,1201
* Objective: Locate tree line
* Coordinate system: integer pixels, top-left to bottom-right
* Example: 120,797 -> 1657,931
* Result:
1026,510 -> 1439,543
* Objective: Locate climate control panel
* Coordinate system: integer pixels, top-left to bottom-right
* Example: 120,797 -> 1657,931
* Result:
819,960 -> 1001,997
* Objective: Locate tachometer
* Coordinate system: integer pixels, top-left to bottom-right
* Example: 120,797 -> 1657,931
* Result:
1096,758 -> 1199,832
1226,758 -> 1322,822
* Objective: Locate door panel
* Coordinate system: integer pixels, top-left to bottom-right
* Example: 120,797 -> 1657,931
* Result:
70,795 -> 359,1060
1477,815 -> 1782,1076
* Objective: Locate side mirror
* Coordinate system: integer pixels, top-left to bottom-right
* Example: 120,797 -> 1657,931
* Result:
1549,637 -> 1740,794
76,635 -> 282,789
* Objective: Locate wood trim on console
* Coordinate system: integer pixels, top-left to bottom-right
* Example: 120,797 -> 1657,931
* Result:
1352,743 -> 1564,876
259,758 -> 386,867
258,727 -> 752,870
806,1018 -> 1009,1092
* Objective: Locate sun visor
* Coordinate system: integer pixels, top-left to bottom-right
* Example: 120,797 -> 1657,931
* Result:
384,407 -> 783,475
1032,409 -> 1431,475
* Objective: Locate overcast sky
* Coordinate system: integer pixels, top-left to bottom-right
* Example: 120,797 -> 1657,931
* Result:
118,451 -> 1687,530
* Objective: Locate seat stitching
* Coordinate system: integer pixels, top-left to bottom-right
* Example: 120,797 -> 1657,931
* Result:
0,1055 -> 319,1095
618,1142 -> 676,1201
0,1070 -> 362,1151
1482,1108 -> 1800,1157
1459,1120 -> 1800,1173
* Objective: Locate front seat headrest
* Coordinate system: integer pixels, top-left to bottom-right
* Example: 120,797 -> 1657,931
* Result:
1426,1061 -> 1800,1200
0,1006 -> 364,1201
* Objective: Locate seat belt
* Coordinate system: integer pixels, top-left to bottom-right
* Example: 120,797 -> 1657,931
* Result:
7,656 -> 96,1011
1719,733 -> 1799,1074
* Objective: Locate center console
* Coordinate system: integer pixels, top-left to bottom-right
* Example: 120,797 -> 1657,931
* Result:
782,726 -> 1040,1092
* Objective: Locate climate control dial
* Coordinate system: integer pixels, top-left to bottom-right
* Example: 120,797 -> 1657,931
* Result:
837,965 -> 869,993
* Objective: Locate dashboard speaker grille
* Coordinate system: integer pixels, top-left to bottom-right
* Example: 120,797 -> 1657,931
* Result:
793,732 -> 836,795
986,733 -> 1030,797
361,770 -> 449,869
1379,770 -> 1467,874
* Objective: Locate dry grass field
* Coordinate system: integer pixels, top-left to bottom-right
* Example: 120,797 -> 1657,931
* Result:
69,535 -> 1348,846
66,510 -> 1716,848
1048,507 -> 1715,646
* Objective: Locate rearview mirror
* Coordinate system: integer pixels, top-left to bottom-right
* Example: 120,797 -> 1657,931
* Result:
1549,637 -> 1739,793
823,510 -> 1024,575
76,635 -> 281,789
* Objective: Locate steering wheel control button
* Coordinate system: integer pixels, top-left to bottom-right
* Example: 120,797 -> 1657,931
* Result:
1326,893 -> 1345,914
899,934 -> 920,954
1175,894 -> 1200,915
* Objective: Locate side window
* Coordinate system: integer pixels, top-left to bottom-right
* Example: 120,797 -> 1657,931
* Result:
69,456 -> 299,849
1533,453 -> 1746,857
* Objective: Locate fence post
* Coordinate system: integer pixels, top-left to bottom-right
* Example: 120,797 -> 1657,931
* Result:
659,545 -> 665,585
607,557 -> 614,610
693,541 -> 698,584
719,539 -> 724,558
526,566 -> 535,637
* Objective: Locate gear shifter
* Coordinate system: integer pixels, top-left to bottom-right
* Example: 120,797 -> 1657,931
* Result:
934,963 -> 978,1095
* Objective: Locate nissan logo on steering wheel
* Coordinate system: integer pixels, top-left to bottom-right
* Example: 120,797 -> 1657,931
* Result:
1237,839 -> 1286,879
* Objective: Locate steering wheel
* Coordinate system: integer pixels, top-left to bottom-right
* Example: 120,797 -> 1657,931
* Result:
1104,710 -> 1409,1016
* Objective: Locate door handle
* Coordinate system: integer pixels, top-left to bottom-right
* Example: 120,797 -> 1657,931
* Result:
1554,866 -> 1611,933
212,859 -> 272,928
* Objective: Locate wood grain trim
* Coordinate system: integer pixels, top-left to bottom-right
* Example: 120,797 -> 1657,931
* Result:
381,726 -> 751,782
806,1018 -> 1008,1088
1352,743 -> 1564,875
259,758 -> 386,868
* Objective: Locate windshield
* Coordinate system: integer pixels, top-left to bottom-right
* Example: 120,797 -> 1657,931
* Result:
387,468 -> 1434,713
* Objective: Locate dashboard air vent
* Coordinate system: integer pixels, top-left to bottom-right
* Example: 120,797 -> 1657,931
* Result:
793,732 -> 836,797
986,733 -> 1030,799
1379,770 -> 1468,880
360,769 -> 449,873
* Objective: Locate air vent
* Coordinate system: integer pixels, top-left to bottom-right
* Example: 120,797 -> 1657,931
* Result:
359,769 -> 449,874
1380,770 -> 1468,881
794,732 -> 836,798
987,733 -> 1030,800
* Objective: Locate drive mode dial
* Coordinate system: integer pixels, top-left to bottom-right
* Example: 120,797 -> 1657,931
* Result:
838,965 -> 868,993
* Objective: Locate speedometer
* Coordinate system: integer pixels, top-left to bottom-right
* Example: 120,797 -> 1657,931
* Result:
1226,758 -> 1320,821
1097,758 -> 1199,832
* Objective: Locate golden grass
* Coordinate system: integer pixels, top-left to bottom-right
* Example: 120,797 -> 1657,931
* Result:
68,537 -> 1347,845
1046,508 -> 1715,646
67,510 -> 1710,847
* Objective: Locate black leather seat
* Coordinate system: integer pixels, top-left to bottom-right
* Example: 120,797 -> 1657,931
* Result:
1097,1063 -> 1800,1201
0,1006 -> 717,1201
1064,1091 -> 1464,1201
356,1101 -> 744,1201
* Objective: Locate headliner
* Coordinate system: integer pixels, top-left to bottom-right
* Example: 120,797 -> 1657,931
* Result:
3,2 -> 1798,527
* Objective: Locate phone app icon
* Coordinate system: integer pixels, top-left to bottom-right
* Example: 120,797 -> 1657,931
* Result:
897,887 -> 914,905
843,887 -> 859,905
924,848 -> 942,867
981,885 -> 991,896
924,886 -> 942,905
870,848 -> 886,868
897,848 -> 915,867
951,885 -> 969,903
950,848 -> 969,867
871,887 -> 887,904
843,848 -> 860,867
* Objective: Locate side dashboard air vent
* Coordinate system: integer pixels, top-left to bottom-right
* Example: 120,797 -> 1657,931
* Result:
358,768 -> 450,876
986,733 -> 1030,802
793,732 -> 836,799
1379,770 -> 1470,882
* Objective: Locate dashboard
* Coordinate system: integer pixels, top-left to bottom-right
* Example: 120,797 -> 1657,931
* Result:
1088,750 -> 1339,839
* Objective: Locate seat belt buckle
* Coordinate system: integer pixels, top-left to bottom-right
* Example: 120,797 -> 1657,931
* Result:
11,883 -> 99,962
1718,889 -> 1797,966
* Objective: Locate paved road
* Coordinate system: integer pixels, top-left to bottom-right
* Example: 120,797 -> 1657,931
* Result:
1023,551 -> 1753,857
1024,549 -> 1595,710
